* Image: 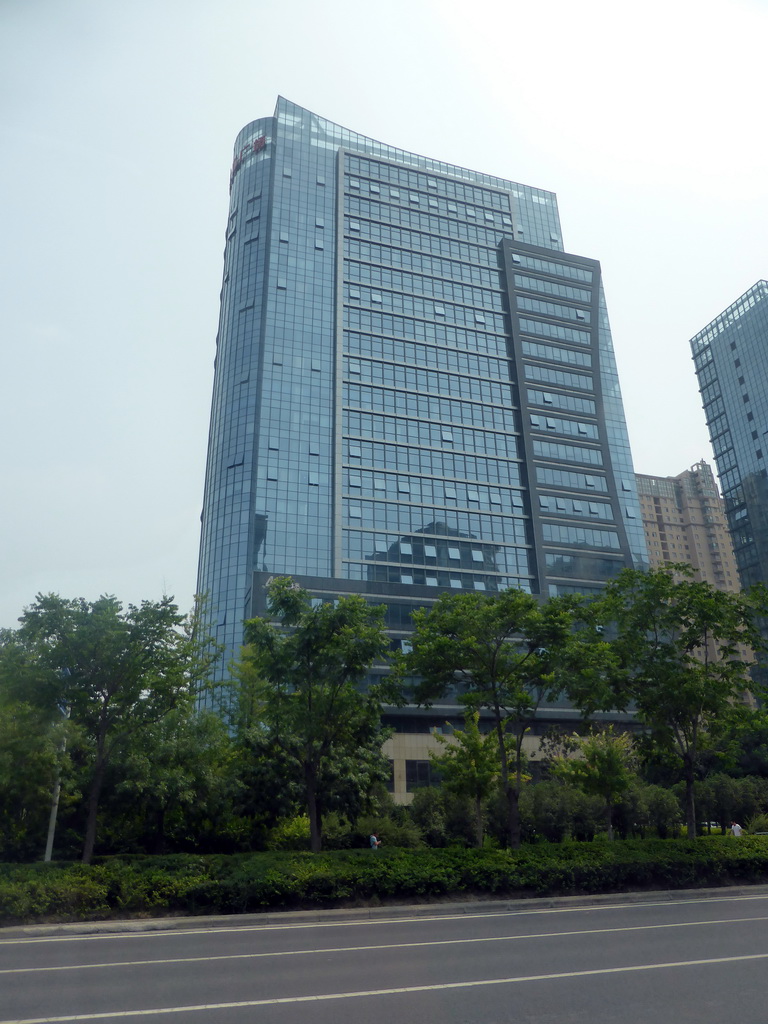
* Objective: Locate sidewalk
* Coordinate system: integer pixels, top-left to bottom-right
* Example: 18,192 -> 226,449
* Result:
4,883 -> 768,940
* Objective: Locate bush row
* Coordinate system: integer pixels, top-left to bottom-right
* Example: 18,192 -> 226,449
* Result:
2,837 -> 768,926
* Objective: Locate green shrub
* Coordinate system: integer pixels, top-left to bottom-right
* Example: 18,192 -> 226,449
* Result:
266,816 -> 310,851
355,815 -> 423,849
320,813 -> 354,850
4,838 -> 768,925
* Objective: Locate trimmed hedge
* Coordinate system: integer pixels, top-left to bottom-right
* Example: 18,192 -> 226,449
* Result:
2,838 -> 768,926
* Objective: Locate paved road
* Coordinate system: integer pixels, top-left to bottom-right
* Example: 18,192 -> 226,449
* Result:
2,891 -> 768,1023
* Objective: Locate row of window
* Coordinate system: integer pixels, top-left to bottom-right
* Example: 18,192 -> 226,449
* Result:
507,250 -> 594,284
530,413 -> 599,440
533,439 -> 604,466
544,552 -> 624,579
341,502 -> 529,544
542,524 -> 621,551
536,466 -> 609,492
344,357 -> 513,406
345,209 -> 504,252
345,330 -> 510,380
344,471 -> 520,510
513,274 -> 591,304
344,383 -> 517,431
344,531 -> 504,560
522,340 -> 592,369
344,411 -> 518,458
341,436 -> 521,485
344,284 -> 506,332
344,155 -> 512,210
343,563 -> 526,592
517,295 -> 590,324
345,259 -> 503,311
342,533 -> 525,575
343,217 -> 502,270
539,494 -> 614,521
525,364 -> 594,392
344,307 -> 507,356
345,237 -> 502,289
518,316 -> 592,347
346,180 -> 514,229
527,388 -> 597,416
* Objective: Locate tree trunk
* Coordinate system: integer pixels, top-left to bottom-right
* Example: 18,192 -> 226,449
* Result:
474,794 -> 484,849
494,714 -> 521,849
685,767 -> 697,839
505,781 -> 521,849
81,755 -> 106,864
606,800 -> 614,841
305,765 -> 322,853
151,806 -> 167,856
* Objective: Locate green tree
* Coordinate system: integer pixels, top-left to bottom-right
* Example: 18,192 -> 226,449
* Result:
238,577 -> 392,853
552,727 -> 637,840
711,709 -> 768,778
407,588 -> 610,848
594,566 -> 767,839
429,710 -> 500,847
108,707 -> 234,854
0,631 -> 63,859
7,593 -> 217,863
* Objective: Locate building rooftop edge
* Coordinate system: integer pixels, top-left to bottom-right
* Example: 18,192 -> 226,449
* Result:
690,280 -> 768,350
264,95 -> 560,205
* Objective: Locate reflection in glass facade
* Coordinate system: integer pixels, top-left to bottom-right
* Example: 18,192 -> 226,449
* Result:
691,281 -> 768,589
197,98 -> 646,679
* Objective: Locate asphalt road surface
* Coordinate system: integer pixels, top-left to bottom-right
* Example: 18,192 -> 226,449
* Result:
2,890 -> 768,1023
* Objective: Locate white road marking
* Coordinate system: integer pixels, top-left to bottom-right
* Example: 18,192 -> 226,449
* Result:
2,951 -> 768,1022
3,891 -> 768,946
2,914 -> 767,975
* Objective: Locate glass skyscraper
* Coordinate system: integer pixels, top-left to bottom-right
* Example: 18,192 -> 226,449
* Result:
197,97 -> 646,682
691,281 -> 768,589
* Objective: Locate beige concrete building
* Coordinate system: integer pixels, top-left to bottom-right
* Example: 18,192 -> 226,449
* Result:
637,460 -> 754,705
636,460 -> 740,590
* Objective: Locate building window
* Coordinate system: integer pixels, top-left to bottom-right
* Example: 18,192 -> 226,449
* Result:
405,760 -> 440,791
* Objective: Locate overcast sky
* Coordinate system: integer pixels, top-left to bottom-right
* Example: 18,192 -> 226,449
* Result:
1,0 -> 765,629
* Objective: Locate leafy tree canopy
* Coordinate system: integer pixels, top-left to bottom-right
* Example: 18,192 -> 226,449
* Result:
1,593 -> 217,862
238,577 -> 392,852
593,565 -> 768,837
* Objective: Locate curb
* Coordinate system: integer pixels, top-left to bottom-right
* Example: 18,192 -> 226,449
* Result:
4,883 -> 768,939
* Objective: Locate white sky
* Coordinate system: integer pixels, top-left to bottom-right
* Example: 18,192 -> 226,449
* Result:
1,0 -> 765,628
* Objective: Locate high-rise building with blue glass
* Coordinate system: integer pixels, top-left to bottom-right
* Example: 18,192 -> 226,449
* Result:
691,281 -> 768,589
197,98 -> 647,749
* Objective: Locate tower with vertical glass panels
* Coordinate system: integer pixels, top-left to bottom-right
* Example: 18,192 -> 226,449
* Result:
197,98 -> 646,687
691,281 -> 768,589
